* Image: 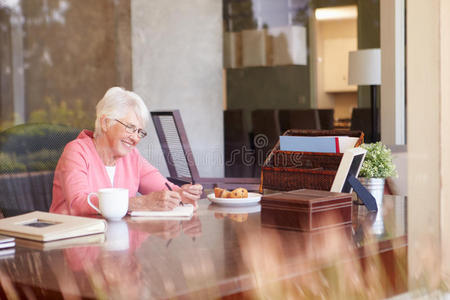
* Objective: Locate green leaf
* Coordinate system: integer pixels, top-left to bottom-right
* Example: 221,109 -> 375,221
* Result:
359,142 -> 397,178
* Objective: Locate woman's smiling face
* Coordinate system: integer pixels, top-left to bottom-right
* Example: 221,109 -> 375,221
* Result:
105,110 -> 143,159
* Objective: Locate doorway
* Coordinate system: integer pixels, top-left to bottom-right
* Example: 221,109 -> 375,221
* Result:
311,5 -> 358,129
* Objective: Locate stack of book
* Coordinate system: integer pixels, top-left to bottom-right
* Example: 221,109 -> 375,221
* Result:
0,235 -> 15,258
279,135 -> 359,153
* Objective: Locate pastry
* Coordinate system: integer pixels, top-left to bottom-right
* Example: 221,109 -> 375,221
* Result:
220,190 -> 232,198
214,187 -> 224,198
214,187 -> 248,198
230,188 -> 248,198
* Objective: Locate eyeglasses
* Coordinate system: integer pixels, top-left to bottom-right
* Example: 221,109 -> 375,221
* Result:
114,119 -> 147,138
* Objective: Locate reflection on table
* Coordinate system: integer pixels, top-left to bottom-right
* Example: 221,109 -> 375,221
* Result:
0,195 -> 407,299
209,203 -> 261,223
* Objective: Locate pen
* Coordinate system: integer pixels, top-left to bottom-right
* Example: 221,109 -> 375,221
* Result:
166,178 -> 193,186
165,182 -> 184,206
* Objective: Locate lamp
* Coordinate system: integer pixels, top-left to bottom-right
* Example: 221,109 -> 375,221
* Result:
348,48 -> 381,142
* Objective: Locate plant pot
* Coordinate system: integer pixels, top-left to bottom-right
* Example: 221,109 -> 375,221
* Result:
358,177 -> 385,206
358,177 -> 386,235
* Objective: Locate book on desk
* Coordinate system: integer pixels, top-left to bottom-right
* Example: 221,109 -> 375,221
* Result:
279,136 -> 359,153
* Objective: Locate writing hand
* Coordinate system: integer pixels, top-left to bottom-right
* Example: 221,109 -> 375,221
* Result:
129,191 -> 181,211
179,184 -> 203,208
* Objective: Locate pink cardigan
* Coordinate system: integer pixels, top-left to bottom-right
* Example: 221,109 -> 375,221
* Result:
50,130 -> 177,216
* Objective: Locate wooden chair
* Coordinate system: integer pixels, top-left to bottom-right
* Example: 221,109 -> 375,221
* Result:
224,109 -> 254,178
0,123 -> 80,216
279,109 -> 322,133
251,109 -> 280,177
318,109 -> 335,130
277,110 -> 290,134
151,110 -> 260,191
351,108 -> 375,142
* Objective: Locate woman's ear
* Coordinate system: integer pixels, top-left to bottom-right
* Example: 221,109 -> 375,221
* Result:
100,115 -> 109,133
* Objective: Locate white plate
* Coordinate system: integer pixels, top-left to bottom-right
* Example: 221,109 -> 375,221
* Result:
208,203 -> 261,214
207,192 -> 262,206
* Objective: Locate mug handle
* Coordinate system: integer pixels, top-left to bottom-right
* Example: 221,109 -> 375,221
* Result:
87,192 -> 101,214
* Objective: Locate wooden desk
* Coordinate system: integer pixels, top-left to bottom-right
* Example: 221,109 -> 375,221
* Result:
0,195 -> 407,299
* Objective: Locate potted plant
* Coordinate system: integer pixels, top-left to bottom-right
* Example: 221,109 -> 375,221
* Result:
358,142 -> 397,201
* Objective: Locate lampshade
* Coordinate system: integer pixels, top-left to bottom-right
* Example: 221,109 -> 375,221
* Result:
348,48 -> 381,85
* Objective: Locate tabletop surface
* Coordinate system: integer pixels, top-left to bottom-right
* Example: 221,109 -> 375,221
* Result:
0,194 -> 407,299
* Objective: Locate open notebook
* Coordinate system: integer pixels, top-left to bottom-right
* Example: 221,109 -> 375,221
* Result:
128,204 -> 194,218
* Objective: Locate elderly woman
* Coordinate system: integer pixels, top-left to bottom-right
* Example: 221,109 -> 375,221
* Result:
50,87 -> 202,216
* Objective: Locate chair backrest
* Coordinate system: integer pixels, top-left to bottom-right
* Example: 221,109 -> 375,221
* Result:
350,108 -> 373,142
151,111 -> 200,183
224,109 -> 253,177
251,109 -> 281,177
224,109 -> 250,149
318,109 -> 335,130
278,110 -> 290,134
0,123 -> 80,216
280,109 -> 321,131
251,109 -> 280,147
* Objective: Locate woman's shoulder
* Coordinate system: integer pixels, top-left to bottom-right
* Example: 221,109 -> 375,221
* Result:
63,130 -> 95,154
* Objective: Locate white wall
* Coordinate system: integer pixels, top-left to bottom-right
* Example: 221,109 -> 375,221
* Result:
131,0 -> 223,177
407,0 -> 450,287
380,0 -> 405,145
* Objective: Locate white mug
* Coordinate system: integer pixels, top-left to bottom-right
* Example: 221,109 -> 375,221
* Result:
87,188 -> 129,221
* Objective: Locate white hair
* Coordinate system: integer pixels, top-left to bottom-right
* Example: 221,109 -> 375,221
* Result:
94,87 -> 150,138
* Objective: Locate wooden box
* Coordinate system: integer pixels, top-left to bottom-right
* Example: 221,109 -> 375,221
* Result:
261,189 -> 353,231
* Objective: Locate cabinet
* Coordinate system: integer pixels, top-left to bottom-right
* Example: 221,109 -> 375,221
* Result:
323,38 -> 357,92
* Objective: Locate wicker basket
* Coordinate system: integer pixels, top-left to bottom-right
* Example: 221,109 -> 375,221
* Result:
260,129 -> 364,192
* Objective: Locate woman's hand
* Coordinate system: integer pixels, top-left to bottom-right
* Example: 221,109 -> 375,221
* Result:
129,191 -> 181,211
179,184 -> 203,207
